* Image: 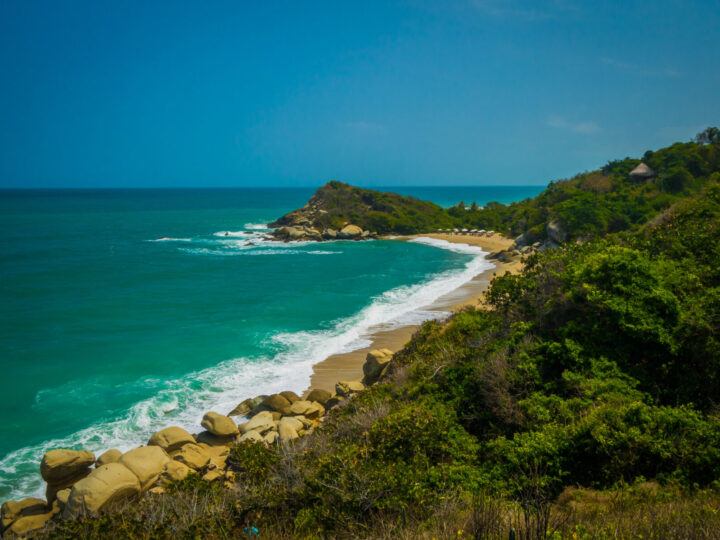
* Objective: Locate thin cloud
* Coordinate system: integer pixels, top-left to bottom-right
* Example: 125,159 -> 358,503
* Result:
601,57 -> 682,78
547,115 -> 600,134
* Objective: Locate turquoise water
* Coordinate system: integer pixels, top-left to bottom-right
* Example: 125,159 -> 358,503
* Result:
0,186 -> 542,499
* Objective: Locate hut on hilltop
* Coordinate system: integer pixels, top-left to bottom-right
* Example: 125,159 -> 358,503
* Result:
629,162 -> 656,180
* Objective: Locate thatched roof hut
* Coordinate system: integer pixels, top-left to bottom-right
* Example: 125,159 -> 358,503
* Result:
629,162 -> 656,179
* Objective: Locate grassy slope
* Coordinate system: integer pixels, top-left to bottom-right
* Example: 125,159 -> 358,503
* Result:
45,137 -> 720,539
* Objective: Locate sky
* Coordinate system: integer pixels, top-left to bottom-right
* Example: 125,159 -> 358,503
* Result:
0,0 -> 719,188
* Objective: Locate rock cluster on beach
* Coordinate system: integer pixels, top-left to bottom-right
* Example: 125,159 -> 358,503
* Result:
272,223 -> 376,242
0,349 -> 394,538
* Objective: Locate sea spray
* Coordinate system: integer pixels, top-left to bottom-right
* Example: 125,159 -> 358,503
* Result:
0,236 -> 492,500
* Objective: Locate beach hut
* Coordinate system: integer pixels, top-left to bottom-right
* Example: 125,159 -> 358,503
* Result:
629,162 -> 656,181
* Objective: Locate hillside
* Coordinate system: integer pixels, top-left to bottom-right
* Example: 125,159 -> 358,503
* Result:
6,130 -> 720,539
269,180 -> 454,238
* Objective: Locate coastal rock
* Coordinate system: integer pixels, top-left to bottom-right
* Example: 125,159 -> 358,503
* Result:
228,395 -> 267,417
336,380 -> 365,398
197,444 -> 229,470
338,224 -> 363,239
41,449 -> 95,484
148,426 -> 195,453
263,431 -> 279,445
239,411 -> 276,434
238,430 -> 265,444
547,220 -> 567,244
305,388 -> 332,405
278,420 -> 300,442
325,396 -> 347,409
362,349 -> 393,385
159,461 -> 194,485
276,226 -> 307,240
262,394 -> 292,414
514,233 -> 529,248
322,228 -> 338,239
172,444 -> 211,471
55,489 -> 70,512
96,449 -> 122,467
7,510 -> 55,536
202,470 -> 224,482
195,430 -> 235,447
279,390 -> 301,403
1,498 -> 47,530
119,446 -> 170,491
289,400 -> 325,419
201,411 -> 239,437
64,463 -> 141,518
279,416 -> 304,432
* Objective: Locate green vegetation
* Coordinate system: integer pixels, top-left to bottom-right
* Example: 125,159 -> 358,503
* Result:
269,180 -> 455,234
44,131 -> 720,538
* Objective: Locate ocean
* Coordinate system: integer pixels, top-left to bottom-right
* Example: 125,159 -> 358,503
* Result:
0,185 -> 543,499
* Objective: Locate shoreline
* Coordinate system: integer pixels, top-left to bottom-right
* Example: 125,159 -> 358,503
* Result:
306,233 -> 521,393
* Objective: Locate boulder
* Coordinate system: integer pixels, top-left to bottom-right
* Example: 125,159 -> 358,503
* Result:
119,446 -> 171,490
159,461 -> 194,485
238,430 -> 264,444
195,430 -> 235,447
45,470 -> 90,506
276,226 -> 306,240
338,224 -> 363,239
262,394 -> 292,414
325,396 -> 347,410
202,470 -> 224,482
63,463 -> 141,518
289,400 -> 325,419
279,416 -> 304,432
55,489 -> 70,512
547,220 -> 567,244
1,498 -> 47,530
322,228 -> 338,239
228,395 -> 267,417
172,444 -> 211,471
239,411 -> 276,434
7,510 -> 54,536
147,426 -> 195,453
263,431 -> 279,445
40,449 -> 95,484
305,388 -> 332,405
335,380 -> 365,398
278,420 -> 299,442
96,448 -> 122,467
514,233 -> 528,248
279,390 -> 301,403
197,443 -> 229,470
362,349 -> 393,385
201,411 -> 239,437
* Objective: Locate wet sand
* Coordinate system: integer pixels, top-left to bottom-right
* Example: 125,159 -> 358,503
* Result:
306,233 -> 522,393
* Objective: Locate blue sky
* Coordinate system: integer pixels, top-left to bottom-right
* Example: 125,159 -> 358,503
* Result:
1,0 -> 718,188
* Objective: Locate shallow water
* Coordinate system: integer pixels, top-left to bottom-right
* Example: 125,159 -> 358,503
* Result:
0,186 -> 542,499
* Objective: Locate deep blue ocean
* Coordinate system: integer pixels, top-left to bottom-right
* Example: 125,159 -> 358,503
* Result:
0,185 -> 542,499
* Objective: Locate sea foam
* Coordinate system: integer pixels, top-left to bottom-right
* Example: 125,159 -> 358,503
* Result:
0,236 -> 492,500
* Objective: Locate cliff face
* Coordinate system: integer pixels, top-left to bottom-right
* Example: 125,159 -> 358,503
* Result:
269,181 -> 454,237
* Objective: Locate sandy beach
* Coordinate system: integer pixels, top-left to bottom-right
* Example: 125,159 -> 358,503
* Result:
306,233 -> 522,393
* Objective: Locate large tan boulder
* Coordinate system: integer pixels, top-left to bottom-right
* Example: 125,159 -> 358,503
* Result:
362,349 -> 393,385
262,394 -> 292,414
96,448 -> 122,467
172,443 -> 211,471
264,431 -> 279,445
228,395 -> 266,417
158,461 -> 194,485
63,463 -> 141,518
278,421 -> 299,442
289,400 -> 325,419
238,411 -> 276,434
305,388 -> 332,405
40,449 -> 95,484
238,430 -> 264,443
55,489 -> 70,512
1,498 -> 47,530
119,446 -> 171,490
335,380 -> 365,398
279,390 -> 301,403
147,426 -> 195,453
201,411 -> 239,437
7,510 -> 54,536
279,416 -> 304,432
197,443 -> 229,470
338,224 -> 363,238
195,430 -> 235,447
